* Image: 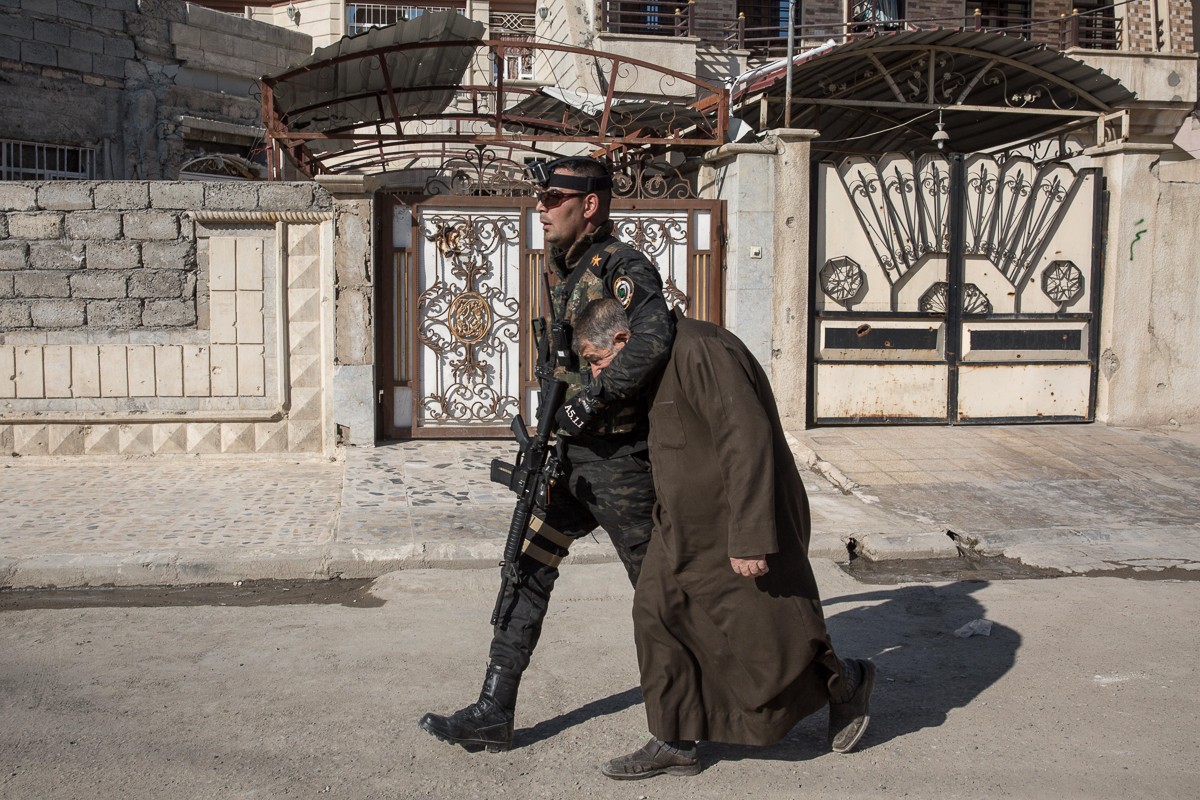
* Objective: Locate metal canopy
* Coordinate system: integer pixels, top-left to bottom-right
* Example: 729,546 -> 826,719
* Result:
730,29 -> 1137,156
260,10 -> 728,178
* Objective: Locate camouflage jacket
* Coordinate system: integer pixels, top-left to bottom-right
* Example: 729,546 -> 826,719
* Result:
548,221 -> 676,448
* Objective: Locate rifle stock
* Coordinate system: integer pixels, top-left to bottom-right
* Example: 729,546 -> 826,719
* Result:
489,377 -> 567,627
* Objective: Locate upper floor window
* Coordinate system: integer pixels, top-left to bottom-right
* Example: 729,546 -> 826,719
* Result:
740,0 -> 791,36
1,139 -> 97,181
973,1 -> 1032,32
491,10 -> 536,81
851,0 -> 906,27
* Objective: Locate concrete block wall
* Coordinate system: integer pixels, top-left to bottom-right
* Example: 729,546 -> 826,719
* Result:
0,183 -> 199,332
0,1 -> 312,180
173,4 -> 311,80
0,180 -> 337,457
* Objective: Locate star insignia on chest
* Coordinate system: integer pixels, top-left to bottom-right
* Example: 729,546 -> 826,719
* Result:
591,255 -> 602,267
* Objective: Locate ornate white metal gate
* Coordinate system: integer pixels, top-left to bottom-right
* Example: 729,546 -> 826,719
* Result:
379,196 -> 723,438
812,152 -> 1102,424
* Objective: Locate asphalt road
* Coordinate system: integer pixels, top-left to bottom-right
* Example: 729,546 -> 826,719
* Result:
2,561 -> 1197,799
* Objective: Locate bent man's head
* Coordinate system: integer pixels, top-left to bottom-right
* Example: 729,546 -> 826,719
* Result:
575,298 -> 630,377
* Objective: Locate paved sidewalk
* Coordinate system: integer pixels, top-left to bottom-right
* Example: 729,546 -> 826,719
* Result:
2,422 -> 1199,588
791,423 -> 1200,574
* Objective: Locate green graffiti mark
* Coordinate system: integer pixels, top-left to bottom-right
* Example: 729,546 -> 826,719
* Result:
1130,218 -> 1147,261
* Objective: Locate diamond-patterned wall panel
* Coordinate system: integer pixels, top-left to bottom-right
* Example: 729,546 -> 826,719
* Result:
187,422 -> 221,454
288,224 -> 321,259
84,425 -> 120,455
290,321 -> 322,357
255,421 -> 290,453
220,422 -> 255,454
118,424 -> 154,455
152,423 -> 188,454
13,425 -> 49,456
289,288 -> 321,326
0,424 -> 12,454
48,425 -> 85,456
288,419 -> 323,452
288,254 -> 322,291
290,353 -> 322,390
289,386 -> 323,422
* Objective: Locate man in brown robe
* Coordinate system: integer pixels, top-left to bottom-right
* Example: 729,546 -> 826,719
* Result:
574,299 -> 877,780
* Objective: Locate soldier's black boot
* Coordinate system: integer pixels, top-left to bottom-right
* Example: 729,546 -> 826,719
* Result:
418,664 -> 519,752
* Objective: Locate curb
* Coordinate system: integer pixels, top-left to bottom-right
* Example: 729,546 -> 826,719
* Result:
0,539 -> 627,590
785,432 -> 859,495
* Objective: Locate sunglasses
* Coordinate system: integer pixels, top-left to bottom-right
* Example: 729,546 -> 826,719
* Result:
536,189 -> 586,210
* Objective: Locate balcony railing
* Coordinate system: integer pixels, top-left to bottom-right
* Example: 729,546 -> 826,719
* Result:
601,1 -> 1128,57
1060,8 -> 1124,50
600,0 -> 696,38
729,7 -> 1125,59
345,3 -> 461,37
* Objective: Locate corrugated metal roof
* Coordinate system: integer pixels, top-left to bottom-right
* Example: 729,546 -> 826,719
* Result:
265,10 -> 485,137
732,29 -> 1136,155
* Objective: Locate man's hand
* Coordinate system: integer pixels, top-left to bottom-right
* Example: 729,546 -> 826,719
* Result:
555,389 -> 600,436
730,555 -> 769,578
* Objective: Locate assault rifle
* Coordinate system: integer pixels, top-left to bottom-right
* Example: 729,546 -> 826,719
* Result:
489,318 -> 568,627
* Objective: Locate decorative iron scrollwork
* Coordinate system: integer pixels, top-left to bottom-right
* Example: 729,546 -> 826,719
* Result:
662,278 -> 688,312
448,291 -> 493,344
919,282 -> 993,315
417,212 -> 521,424
961,156 -> 1076,289
423,146 -> 530,197
419,145 -> 699,201
611,216 -> 689,263
609,151 -> 698,200
839,154 -> 951,284
1042,260 -> 1084,305
820,256 -> 865,305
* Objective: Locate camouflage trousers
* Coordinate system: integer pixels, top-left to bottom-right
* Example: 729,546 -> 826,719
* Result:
488,450 -> 656,674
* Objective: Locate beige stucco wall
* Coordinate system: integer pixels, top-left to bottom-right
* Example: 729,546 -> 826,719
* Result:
1092,151 -> 1200,426
769,132 -> 817,430
1094,151 -> 1200,424
248,0 -> 342,49
701,131 -> 817,428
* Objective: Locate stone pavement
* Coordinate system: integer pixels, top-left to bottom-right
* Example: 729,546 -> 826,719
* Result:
2,423 -> 1199,588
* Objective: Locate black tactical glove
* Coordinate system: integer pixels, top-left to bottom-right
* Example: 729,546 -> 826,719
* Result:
555,388 -> 601,436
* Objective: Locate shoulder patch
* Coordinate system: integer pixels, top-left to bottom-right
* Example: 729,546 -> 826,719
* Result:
613,275 -> 635,310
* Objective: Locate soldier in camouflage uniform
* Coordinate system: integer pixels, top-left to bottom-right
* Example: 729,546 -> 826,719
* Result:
419,157 -> 676,752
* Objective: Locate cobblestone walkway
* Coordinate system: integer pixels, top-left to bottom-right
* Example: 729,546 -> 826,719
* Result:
0,457 -> 343,559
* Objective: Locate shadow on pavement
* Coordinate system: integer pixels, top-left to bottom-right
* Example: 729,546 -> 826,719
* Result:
705,580 -> 1019,765
516,686 -> 643,749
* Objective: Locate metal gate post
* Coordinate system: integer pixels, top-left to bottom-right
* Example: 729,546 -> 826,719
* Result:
1087,175 -> 1107,422
945,154 -> 967,424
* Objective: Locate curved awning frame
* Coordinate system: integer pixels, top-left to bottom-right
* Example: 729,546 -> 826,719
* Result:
729,30 -> 1136,156
261,27 -> 728,178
